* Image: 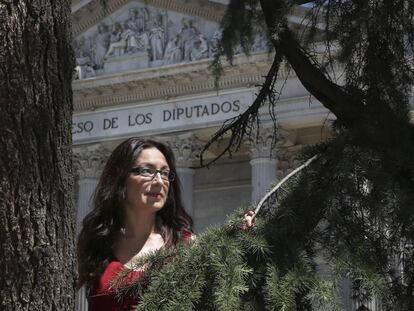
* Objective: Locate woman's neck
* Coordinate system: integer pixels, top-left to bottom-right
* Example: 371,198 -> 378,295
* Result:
115,209 -> 164,264
122,208 -> 158,240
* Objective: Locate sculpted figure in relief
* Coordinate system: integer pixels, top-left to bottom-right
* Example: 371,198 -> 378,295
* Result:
136,31 -> 150,52
180,19 -> 200,61
190,34 -> 208,61
105,22 -> 127,58
209,30 -> 222,57
149,17 -> 165,61
93,23 -> 110,68
74,36 -> 93,61
74,36 -> 96,79
121,8 -> 152,54
123,21 -> 141,53
125,8 -> 141,33
163,34 -> 182,64
138,8 -> 149,32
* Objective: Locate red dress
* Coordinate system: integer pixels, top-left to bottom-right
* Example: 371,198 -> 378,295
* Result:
89,261 -> 144,311
88,230 -> 192,311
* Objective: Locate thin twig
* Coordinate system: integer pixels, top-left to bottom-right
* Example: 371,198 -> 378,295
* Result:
253,155 -> 319,219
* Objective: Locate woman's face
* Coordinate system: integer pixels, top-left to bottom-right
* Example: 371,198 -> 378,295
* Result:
125,147 -> 171,214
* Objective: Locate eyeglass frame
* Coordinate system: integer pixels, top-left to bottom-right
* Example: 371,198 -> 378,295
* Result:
129,166 -> 175,182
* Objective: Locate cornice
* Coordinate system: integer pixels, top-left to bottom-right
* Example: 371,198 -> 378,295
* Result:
72,0 -> 225,37
73,69 -> 266,111
73,53 -> 272,111
73,51 -> 342,112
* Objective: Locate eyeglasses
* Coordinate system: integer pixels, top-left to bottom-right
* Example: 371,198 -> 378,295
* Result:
129,166 -> 175,182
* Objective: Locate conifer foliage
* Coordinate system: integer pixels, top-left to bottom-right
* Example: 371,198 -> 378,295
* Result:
116,1 -> 414,310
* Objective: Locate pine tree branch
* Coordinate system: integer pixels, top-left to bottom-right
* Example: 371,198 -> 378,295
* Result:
198,51 -> 283,168
260,0 -> 409,133
278,28 -> 364,126
259,0 -> 366,128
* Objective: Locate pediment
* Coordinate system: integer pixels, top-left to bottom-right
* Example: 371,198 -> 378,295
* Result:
72,0 -> 225,35
72,0 -> 270,79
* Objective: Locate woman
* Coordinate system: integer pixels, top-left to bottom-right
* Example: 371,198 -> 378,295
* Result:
77,137 -> 254,310
77,138 -> 193,310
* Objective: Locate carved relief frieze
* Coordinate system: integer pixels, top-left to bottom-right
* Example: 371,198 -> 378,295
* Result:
72,0 -> 269,79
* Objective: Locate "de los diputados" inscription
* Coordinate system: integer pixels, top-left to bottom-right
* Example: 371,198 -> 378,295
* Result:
72,91 -> 252,144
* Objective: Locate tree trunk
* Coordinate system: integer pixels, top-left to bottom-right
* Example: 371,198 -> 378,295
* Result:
0,0 -> 75,310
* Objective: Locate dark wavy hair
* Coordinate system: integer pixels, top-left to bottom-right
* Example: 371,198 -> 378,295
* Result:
77,138 -> 193,289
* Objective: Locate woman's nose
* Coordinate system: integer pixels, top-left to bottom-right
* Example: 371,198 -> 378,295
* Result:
152,172 -> 163,183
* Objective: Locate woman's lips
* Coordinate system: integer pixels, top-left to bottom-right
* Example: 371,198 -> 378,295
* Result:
146,192 -> 163,199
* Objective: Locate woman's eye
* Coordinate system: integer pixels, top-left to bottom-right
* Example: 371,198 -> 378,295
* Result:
141,168 -> 154,175
160,171 -> 170,178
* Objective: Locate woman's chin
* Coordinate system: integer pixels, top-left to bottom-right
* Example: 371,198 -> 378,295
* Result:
145,199 -> 166,210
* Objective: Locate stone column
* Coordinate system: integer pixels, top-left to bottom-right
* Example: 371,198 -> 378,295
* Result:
73,144 -> 109,311
248,126 -> 278,202
166,135 -> 201,218
73,144 -> 108,235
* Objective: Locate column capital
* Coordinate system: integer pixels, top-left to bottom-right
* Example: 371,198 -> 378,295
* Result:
73,144 -> 111,179
246,126 -> 276,159
163,134 -> 202,168
246,126 -> 295,159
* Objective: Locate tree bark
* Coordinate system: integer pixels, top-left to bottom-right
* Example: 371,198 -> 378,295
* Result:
0,0 -> 75,310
